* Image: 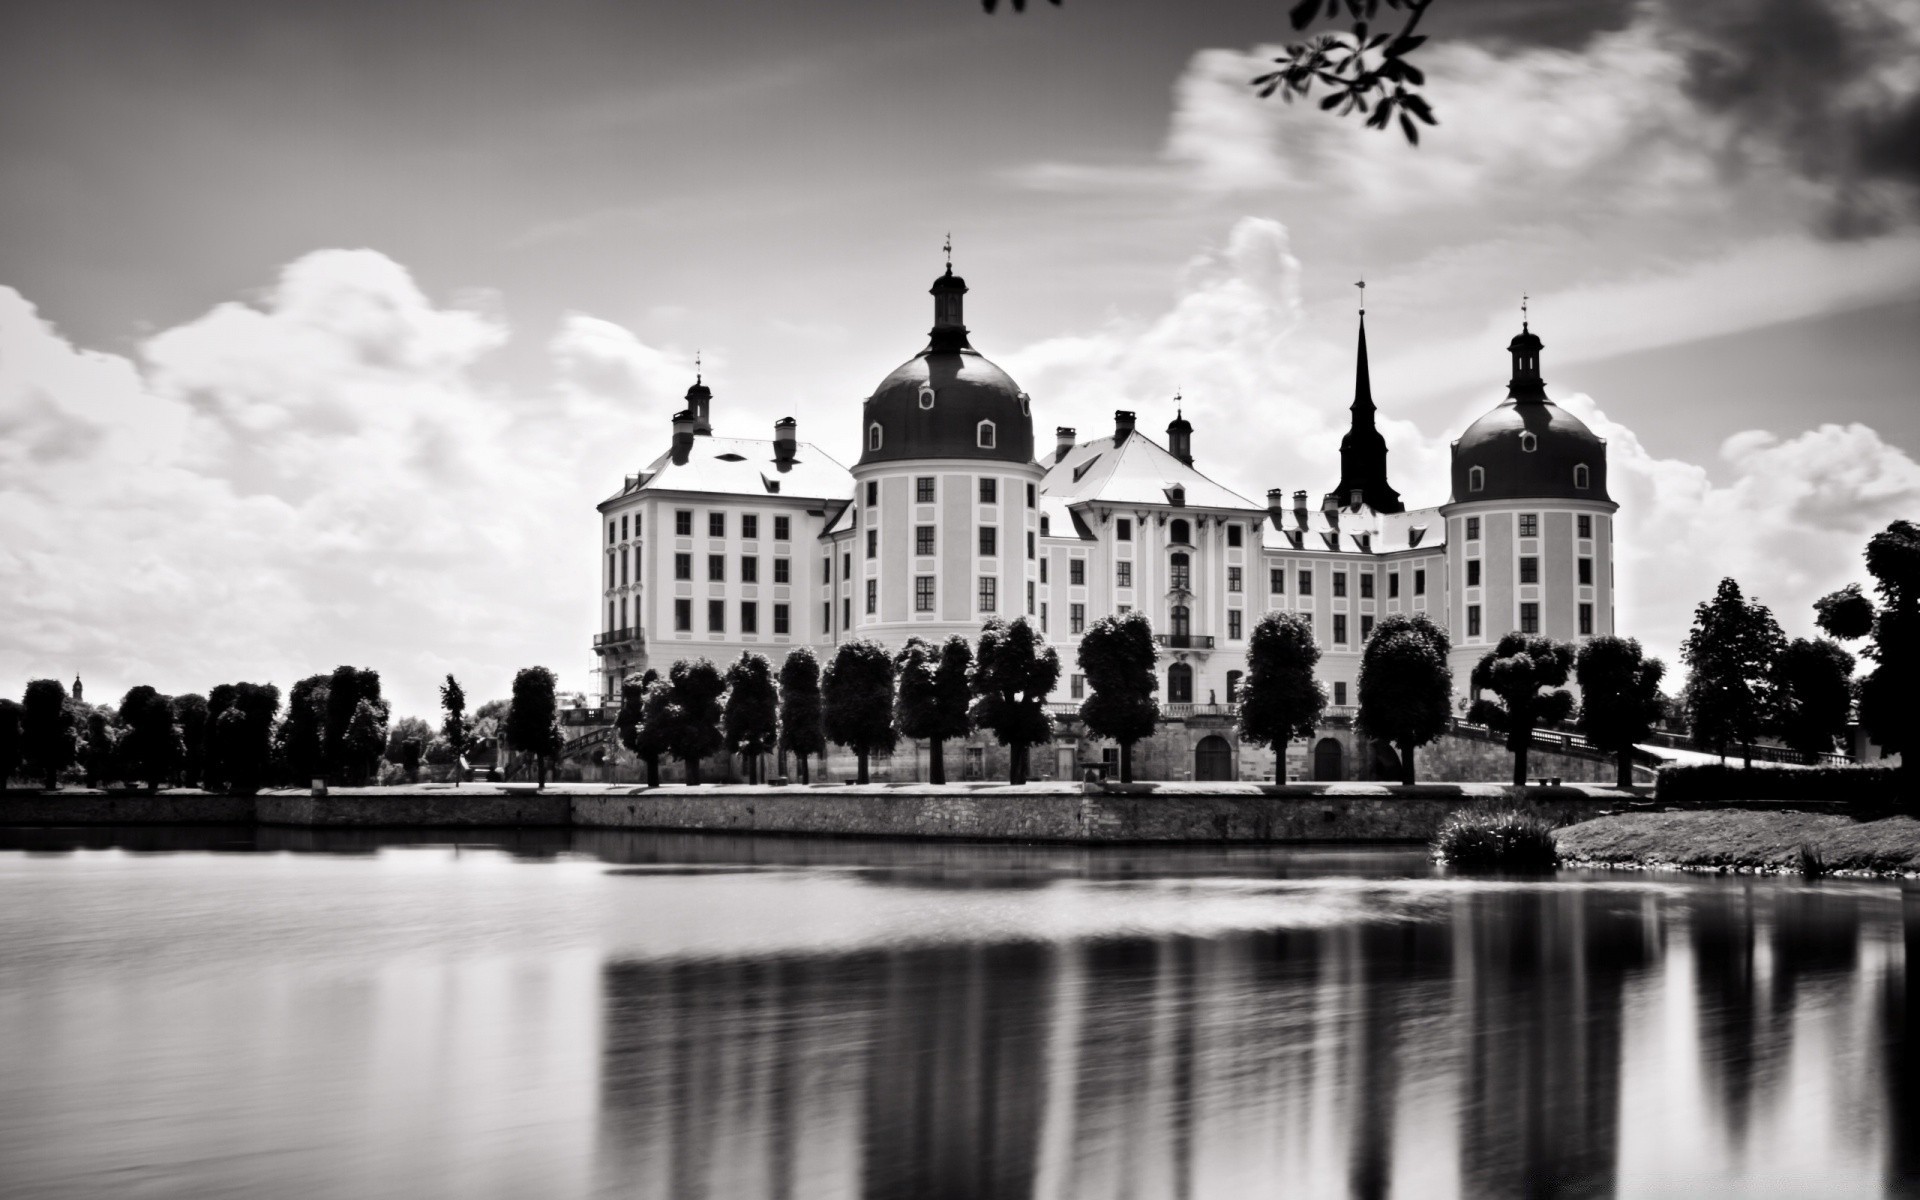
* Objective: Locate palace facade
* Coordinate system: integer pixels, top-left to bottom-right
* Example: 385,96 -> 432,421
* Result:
592,263 -> 1617,781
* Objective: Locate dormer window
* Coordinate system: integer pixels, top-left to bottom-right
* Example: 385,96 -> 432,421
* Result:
977,420 -> 996,449
1468,465 -> 1486,493
1520,432 -> 1538,453
1167,485 -> 1186,507
918,384 -> 935,411
868,423 -> 883,451
1574,463 -> 1590,490
1170,518 -> 1190,545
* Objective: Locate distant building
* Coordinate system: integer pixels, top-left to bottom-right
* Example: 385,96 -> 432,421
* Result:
592,262 -> 1617,780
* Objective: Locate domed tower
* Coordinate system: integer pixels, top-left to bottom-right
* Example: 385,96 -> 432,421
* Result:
845,254 -> 1044,647
1441,310 -> 1617,675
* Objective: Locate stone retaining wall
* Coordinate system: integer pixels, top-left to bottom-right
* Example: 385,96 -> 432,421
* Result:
255,792 -> 574,828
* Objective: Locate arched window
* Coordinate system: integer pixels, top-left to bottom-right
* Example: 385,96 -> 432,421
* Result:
1167,662 -> 1193,703
1018,391 -> 1030,416
1171,604 -> 1191,636
1226,669 -> 1242,704
918,384 -> 935,410
1468,465 -> 1485,492
1574,463 -> 1590,489
977,420 -> 996,449
1170,518 -> 1190,545
868,423 -> 883,451
1170,553 -> 1191,592
1520,431 -> 1537,453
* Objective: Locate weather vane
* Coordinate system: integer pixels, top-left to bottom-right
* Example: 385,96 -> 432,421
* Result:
694,349 -> 702,382
1522,293 -> 1529,330
1356,279 -> 1365,315
943,232 -> 952,269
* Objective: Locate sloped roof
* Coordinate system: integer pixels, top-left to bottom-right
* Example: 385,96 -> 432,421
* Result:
1258,501 -> 1446,556
1039,430 -> 1258,510
602,436 -> 854,506
1037,493 -> 1096,541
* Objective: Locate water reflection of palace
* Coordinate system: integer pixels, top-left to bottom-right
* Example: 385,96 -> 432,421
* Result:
590,887 -> 1913,1200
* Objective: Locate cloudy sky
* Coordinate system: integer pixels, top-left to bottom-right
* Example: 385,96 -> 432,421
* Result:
3,0 -> 1917,718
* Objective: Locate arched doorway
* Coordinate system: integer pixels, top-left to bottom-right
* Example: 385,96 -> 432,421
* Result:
1194,735 -> 1233,781
1167,662 -> 1193,703
1312,737 -> 1344,781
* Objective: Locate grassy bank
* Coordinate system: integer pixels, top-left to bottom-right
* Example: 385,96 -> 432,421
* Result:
1556,809 -> 1920,875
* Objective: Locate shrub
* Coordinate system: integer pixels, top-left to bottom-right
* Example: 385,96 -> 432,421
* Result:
1655,763 -> 1901,805
1433,806 -> 1562,870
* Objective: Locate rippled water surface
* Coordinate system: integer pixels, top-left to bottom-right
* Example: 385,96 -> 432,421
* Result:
1,827 -> 1916,1199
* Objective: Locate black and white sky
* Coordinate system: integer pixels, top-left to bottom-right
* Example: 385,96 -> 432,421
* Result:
3,0 -> 1918,715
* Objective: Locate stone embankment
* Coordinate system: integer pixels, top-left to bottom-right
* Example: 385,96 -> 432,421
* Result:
1,781 -> 1634,843
1556,808 -> 1920,875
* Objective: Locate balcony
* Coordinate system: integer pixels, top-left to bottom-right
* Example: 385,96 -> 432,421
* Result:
1154,633 -> 1214,650
594,627 -> 640,650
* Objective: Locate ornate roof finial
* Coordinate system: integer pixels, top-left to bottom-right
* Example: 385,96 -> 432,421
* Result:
943,232 -> 952,275
1174,387 -> 1182,418
694,348 -> 702,384
1521,293 -> 1528,332
1356,279 -> 1366,316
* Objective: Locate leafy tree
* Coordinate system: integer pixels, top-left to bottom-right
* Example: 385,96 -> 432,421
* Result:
206,683 -> 280,795
1816,519 -> 1920,803
323,666 -> 387,785
1238,611 -> 1326,782
399,737 -> 424,780
21,679 -> 77,790
439,674 -> 471,782
341,700 -> 386,785
385,716 -> 434,766
823,639 -> 898,784
1574,636 -> 1666,788
1356,613 -> 1453,784
82,709 -> 118,788
897,636 -> 974,785
1680,577 -> 1787,767
281,674 -> 330,785
172,694 -> 209,788
1469,633 -> 1576,787
722,653 -> 780,783
0,698 -> 22,787
778,648 -> 827,784
1076,613 -> 1159,783
1772,638 -> 1855,760
663,659 -> 726,784
116,686 -> 182,790
617,669 -> 669,787
970,617 -> 1060,785
506,666 -> 565,788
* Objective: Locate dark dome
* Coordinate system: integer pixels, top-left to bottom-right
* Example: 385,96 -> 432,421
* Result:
1451,398 -> 1610,503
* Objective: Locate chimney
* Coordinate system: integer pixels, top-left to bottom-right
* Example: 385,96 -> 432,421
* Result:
1113,410 -> 1136,445
1166,408 -> 1193,467
1292,490 -> 1309,512
671,410 -> 695,465
773,416 -> 797,470
1267,488 -> 1286,523
1055,426 -> 1076,462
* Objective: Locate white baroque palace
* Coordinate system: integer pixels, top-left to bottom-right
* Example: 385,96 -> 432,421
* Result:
592,262 -> 1617,781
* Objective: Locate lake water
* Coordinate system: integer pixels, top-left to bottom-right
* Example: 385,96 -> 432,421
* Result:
0,827 -> 1914,1199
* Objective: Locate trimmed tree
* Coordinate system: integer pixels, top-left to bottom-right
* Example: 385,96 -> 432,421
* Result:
385,716 -> 434,769
723,653 -> 780,783
1077,612 -> 1159,783
282,674 -> 330,785
1816,519 -> 1920,805
663,659 -> 727,784
617,670 -> 670,787
896,636 -> 974,785
173,694 -> 209,789
1238,611 -> 1326,782
778,648 -> 827,784
1680,577 -> 1786,767
117,686 -> 183,790
1469,633 -> 1577,786
439,674 -> 471,783
970,616 -> 1060,785
344,699 -> 388,785
323,666 -> 389,786
1574,636 -> 1666,788
0,698 -> 21,787
1772,637 -> 1855,760
82,710 -> 118,788
1355,613 -> 1453,785
823,639 -> 897,784
507,666 -> 565,788
21,679 -> 77,790
206,683 -> 280,795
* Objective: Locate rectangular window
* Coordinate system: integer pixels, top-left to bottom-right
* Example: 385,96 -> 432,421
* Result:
1116,518 -> 1132,541
843,553 -> 851,578
1334,613 -> 1348,643
1229,609 -> 1243,639
1578,514 -> 1593,539
709,512 -> 726,538
708,599 -> 725,632
865,579 -> 877,615
675,553 -> 692,581
1119,604 -> 1130,615
709,554 -> 726,581
773,558 -> 790,584
916,526 -> 935,556
1070,674 -> 1086,700
1333,572 -> 1348,598
1388,572 -> 1400,598
1334,681 -> 1348,706
916,477 -> 935,503
979,576 -> 998,613
1360,573 -> 1374,599
609,520 -> 618,545
1026,483 -> 1035,507
979,478 -> 997,504
1227,524 -> 1243,547
1519,556 -> 1539,584
676,510 -> 693,536
1040,559 -> 1048,584
620,550 -> 628,586
1519,513 -> 1539,538
915,576 -> 935,612
741,601 -> 758,634
823,601 -> 831,631
1298,570 -> 1313,595
1415,569 -> 1426,596
1069,559 -> 1085,586
1579,603 -> 1594,635
866,529 -> 877,559
1116,561 -> 1132,588
980,527 -> 998,557
741,514 -> 759,540
1520,602 -> 1540,633
1468,605 -> 1482,636
675,599 -> 692,631
741,556 -> 758,583
1271,568 -> 1285,594
1578,557 -> 1593,585
1041,602 -> 1048,632
1027,580 -> 1036,615
1465,516 -> 1480,541
1467,559 -> 1481,587
773,603 -> 790,635
1228,566 -> 1243,592
1361,614 -> 1375,640
866,481 -> 878,507
1027,531 -> 1035,560
774,515 -> 791,541
1070,603 -> 1085,634
823,556 -> 832,581
843,597 -> 851,627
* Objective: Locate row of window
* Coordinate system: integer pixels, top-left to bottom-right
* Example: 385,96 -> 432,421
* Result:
877,477 -> 1037,507
1464,464 -> 1591,493
1268,567 -> 1427,598
673,599 -> 792,635
1461,557 -> 1595,587
869,419 -> 1001,452
1461,602 -> 1596,637
607,513 -> 642,545
672,554 -> 794,583
672,511 -> 794,540
1461,513 -> 1596,540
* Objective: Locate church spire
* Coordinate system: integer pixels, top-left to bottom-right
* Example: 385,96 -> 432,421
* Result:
1328,296 -> 1404,513
1352,306 -> 1376,424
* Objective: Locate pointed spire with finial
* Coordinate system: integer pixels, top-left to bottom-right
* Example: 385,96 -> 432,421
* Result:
1352,281 -> 1375,422
1329,281 -> 1403,513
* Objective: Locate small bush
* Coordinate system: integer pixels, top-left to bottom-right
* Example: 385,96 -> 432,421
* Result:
1797,841 -> 1829,879
1655,763 -> 1899,805
1434,807 -> 1562,870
